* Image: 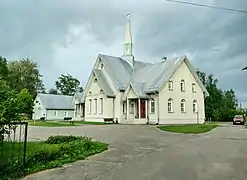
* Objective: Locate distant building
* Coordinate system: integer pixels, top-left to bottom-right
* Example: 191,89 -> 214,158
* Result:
32,92 -> 84,120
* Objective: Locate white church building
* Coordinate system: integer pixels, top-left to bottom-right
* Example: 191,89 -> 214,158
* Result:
33,14 -> 209,124
80,14 -> 209,124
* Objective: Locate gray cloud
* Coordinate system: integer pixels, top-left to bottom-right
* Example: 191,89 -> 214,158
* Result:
0,0 -> 246,101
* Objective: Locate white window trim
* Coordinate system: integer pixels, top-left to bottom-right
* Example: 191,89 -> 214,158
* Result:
150,100 -> 155,114
168,80 -> 173,91
89,99 -> 92,114
192,83 -> 196,93
94,98 -> 97,114
181,99 -> 186,113
193,100 -> 197,113
181,80 -> 185,92
99,98 -> 103,114
53,111 -> 57,116
168,98 -> 173,113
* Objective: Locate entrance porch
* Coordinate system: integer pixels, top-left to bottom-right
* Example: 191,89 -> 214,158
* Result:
74,103 -> 85,120
123,98 -> 149,124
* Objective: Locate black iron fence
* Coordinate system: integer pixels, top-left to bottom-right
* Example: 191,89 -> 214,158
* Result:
0,122 -> 28,178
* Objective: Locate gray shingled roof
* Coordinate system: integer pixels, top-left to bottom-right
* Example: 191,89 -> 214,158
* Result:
93,69 -> 115,97
38,93 -> 74,110
98,54 -> 133,90
97,54 -> 208,97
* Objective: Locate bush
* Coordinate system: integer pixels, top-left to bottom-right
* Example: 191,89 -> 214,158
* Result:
45,135 -> 88,144
1,135 -> 108,180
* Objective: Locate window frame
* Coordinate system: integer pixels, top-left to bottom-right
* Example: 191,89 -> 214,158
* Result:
150,100 -> 155,114
94,98 -> 97,114
181,80 -> 185,92
193,100 -> 197,113
192,83 -> 196,93
168,98 -> 173,113
181,99 -> 186,113
99,98 -> 103,114
168,80 -> 173,91
89,99 -> 92,114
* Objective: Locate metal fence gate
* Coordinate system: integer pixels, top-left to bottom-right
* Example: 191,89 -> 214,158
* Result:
0,122 -> 28,178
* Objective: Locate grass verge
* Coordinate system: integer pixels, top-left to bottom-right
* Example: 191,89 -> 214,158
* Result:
158,124 -> 218,134
0,135 -> 108,179
28,120 -> 77,127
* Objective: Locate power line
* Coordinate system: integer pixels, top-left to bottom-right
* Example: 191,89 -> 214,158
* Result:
166,0 -> 247,14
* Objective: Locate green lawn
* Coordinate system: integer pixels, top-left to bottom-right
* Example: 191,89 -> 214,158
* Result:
158,124 -> 218,134
28,120 -> 110,127
28,120 -> 77,127
0,136 -> 108,179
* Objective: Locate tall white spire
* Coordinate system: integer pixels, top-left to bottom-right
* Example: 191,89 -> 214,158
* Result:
122,12 -> 134,66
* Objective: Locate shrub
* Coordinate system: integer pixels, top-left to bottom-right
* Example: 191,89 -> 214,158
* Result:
45,135 -> 88,144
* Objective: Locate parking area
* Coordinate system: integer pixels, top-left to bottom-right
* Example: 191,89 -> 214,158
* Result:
24,124 -> 247,180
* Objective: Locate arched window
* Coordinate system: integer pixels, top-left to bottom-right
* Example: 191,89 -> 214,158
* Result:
89,91 -> 92,96
100,89 -> 103,94
193,100 -> 197,113
181,99 -> 186,113
168,98 -> 173,113
181,80 -> 185,92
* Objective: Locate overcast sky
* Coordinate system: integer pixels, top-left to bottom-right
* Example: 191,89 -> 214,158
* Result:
0,0 -> 246,101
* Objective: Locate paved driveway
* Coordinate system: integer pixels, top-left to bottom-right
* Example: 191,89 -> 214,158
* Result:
23,124 -> 247,180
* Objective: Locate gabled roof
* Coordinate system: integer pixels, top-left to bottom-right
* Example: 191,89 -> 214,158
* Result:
37,93 -> 74,110
93,69 -> 115,97
85,54 -> 209,99
98,54 -> 133,90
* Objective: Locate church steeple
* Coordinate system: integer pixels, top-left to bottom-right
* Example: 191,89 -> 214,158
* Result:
122,12 -> 134,66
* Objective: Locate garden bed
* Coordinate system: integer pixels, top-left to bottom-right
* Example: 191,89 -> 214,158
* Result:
0,135 -> 108,179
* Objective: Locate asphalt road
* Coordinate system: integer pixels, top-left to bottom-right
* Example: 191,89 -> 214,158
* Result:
23,123 -> 247,180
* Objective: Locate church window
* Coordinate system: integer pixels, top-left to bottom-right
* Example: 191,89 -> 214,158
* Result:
94,78 -> 97,83
168,80 -> 173,91
181,99 -> 186,113
193,100 -> 197,113
192,83 -> 196,93
181,80 -> 185,92
150,100 -> 155,114
168,98 -> 173,113
100,64 -> 104,69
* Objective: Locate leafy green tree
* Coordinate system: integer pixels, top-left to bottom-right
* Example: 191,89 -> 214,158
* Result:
0,56 -> 9,81
8,58 -> 45,97
55,74 -> 81,95
16,89 -> 34,116
0,80 -> 20,122
196,70 -> 238,122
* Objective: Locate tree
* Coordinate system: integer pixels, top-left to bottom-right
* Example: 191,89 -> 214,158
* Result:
197,70 -> 239,122
8,58 -> 45,97
55,74 -> 81,95
0,56 -> 9,81
49,88 -> 58,94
